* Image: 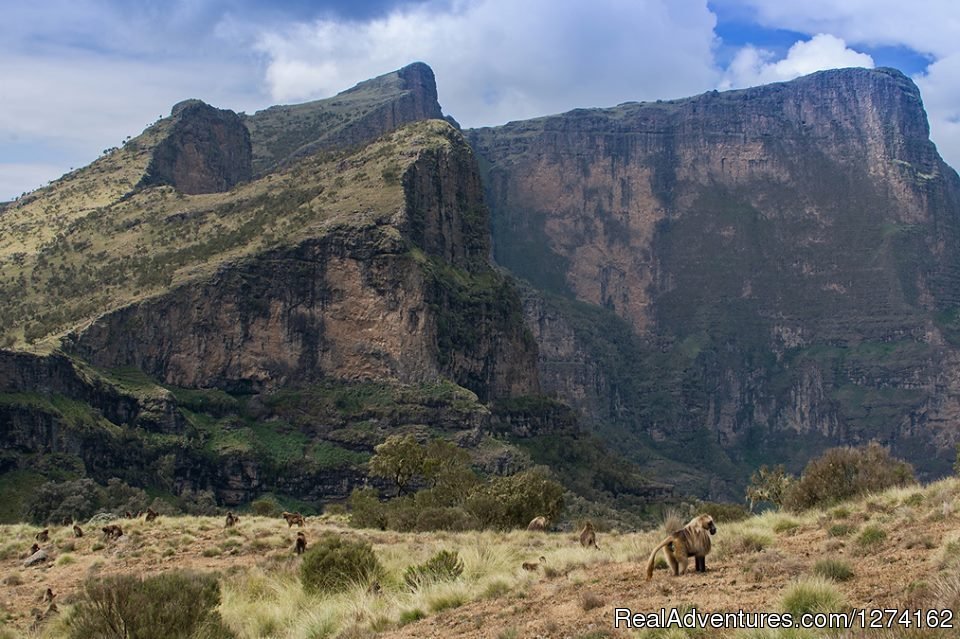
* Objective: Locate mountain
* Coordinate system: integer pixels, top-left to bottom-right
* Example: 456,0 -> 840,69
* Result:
467,67 -> 960,496
0,63 -> 661,522
3,62 -> 959,515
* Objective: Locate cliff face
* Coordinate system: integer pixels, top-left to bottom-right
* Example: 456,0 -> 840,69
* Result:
140,100 -> 252,194
67,124 -> 537,401
469,68 -> 960,495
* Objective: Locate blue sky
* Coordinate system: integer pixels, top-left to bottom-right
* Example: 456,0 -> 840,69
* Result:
3,0 -> 959,200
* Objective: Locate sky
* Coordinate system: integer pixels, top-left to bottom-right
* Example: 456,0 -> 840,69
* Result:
2,0 -> 958,201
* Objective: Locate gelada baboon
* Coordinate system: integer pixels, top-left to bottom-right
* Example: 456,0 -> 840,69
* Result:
42,588 -> 55,603
282,511 -> 305,528
144,508 -> 159,522
526,516 -> 549,532
35,529 -> 49,542
645,514 -> 716,580
579,521 -> 598,549
29,543 -> 40,555
224,512 -> 238,528
101,524 -> 123,541
73,524 -> 83,538
521,556 -> 546,571
295,532 -> 307,555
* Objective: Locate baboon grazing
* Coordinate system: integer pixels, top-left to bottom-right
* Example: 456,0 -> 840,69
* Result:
282,511 -> 305,528
101,524 -> 123,541
144,508 -> 158,522
645,514 -> 716,580
35,529 -> 49,542
522,556 -> 546,571
73,524 -> 83,538
295,532 -> 307,555
526,516 -> 549,532
224,512 -> 238,528
579,521 -> 598,549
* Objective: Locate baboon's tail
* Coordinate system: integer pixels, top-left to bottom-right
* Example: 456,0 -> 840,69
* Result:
645,537 -> 672,580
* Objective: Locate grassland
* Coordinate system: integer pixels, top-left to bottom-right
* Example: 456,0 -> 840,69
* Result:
3,477 -> 960,638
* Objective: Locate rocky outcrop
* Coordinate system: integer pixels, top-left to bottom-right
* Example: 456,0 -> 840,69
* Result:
245,62 -> 445,174
139,100 -> 252,194
469,68 -> 960,494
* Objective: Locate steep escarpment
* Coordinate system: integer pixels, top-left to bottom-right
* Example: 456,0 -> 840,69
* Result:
469,68 -> 960,496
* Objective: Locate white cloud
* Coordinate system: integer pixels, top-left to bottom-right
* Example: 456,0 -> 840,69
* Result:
0,164 -> 70,202
916,54 -> 960,174
716,0 -> 960,169
721,33 -> 874,89
254,0 -> 721,127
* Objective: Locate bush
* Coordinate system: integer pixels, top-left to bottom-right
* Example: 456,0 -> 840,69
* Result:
64,571 -> 234,638
465,468 -> 564,529
827,523 -> 855,537
26,478 -> 101,524
746,465 -> 795,511
812,559 -> 854,582
250,496 -> 282,517
783,443 -> 915,511
780,577 -> 846,615
404,550 -> 464,589
414,507 -> 479,532
300,534 -> 382,594
698,501 -> 750,523
348,487 -> 387,530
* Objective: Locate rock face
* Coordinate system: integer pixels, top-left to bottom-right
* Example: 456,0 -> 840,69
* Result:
69,125 -> 537,401
245,62 -> 445,174
140,100 -> 252,194
469,68 -> 960,495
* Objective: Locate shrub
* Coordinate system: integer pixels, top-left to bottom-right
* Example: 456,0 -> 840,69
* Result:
26,478 -> 101,524
746,465 -> 795,511
399,609 -> 426,625
299,534 -> 382,594
698,501 -> 750,523
414,507 -> 479,532
64,571 -> 234,639
404,550 -> 464,589
465,468 -> 564,529
856,525 -> 887,548
250,496 -> 282,517
780,577 -> 846,615
783,443 -> 915,511
812,559 -> 854,582
348,487 -> 387,530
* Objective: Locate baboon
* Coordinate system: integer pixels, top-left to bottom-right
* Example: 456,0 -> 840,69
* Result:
124,511 -> 133,519
224,512 -> 238,528
101,524 -> 123,541
73,524 -> 83,538
295,532 -> 307,555
526,516 -> 549,532
42,588 -> 55,603
579,521 -> 598,549
282,511 -> 305,528
522,556 -> 547,571
35,529 -> 49,542
29,543 -> 40,556
144,508 -> 158,522
645,514 -> 716,580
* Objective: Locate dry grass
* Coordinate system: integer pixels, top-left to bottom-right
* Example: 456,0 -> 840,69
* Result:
4,477 -> 960,638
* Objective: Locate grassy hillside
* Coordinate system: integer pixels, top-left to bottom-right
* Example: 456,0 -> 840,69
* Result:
0,120 -> 455,348
2,477 -> 959,638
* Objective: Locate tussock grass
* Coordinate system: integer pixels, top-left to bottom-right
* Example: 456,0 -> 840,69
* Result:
780,576 -> 847,615
811,558 -> 854,582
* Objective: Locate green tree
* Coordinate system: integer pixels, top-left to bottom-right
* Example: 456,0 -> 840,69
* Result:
466,468 -> 564,529
368,434 -> 425,495
421,439 -> 478,504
